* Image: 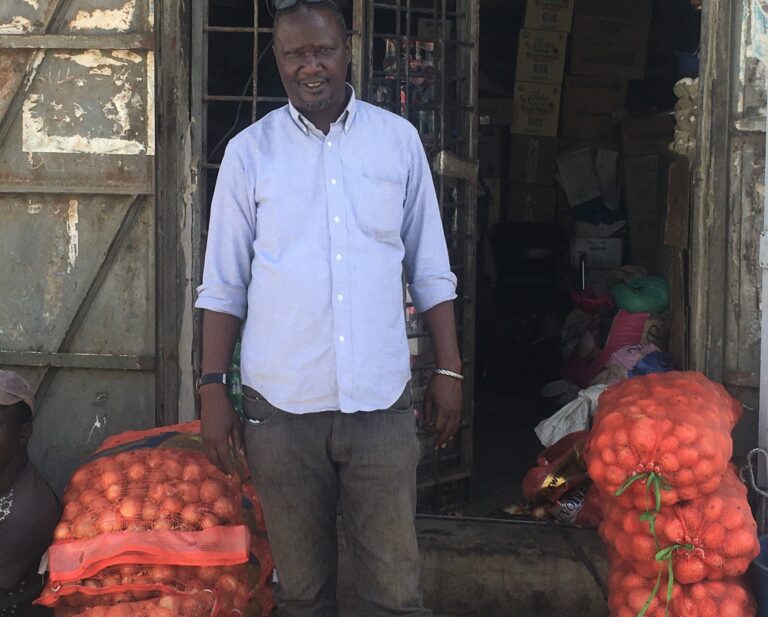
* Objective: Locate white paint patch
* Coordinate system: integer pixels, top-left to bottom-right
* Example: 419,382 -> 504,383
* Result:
73,103 -> 85,119
23,94 -> 146,155
148,0 -> 155,30
22,0 -> 40,9
146,52 -> 155,156
104,81 -> 133,137
55,50 -> 126,69
112,50 -> 142,64
27,203 -> 42,214
0,16 -> 33,34
90,67 -> 113,76
70,0 -> 137,32
66,200 -> 79,273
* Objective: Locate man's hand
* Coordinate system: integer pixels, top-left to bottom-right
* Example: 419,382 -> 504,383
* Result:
200,384 -> 243,476
422,374 -> 462,450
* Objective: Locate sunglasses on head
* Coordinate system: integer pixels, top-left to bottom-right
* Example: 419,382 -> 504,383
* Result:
273,0 -> 326,10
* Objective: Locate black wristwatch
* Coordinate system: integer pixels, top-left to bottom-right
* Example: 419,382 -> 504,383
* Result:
196,373 -> 228,390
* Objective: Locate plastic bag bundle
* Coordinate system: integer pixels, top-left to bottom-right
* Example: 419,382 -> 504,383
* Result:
607,559 -> 756,617
37,422 -> 260,617
600,468 -> 759,585
585,372 -> 741,511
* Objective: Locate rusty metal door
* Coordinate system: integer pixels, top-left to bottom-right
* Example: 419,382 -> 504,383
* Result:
0,0 -> 157,493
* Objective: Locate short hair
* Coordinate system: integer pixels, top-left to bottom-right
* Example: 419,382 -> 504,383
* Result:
1,400 -> 32,427
273,0 -> 349,41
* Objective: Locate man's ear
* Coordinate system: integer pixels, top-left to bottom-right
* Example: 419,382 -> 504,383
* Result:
19,422 -> 32,448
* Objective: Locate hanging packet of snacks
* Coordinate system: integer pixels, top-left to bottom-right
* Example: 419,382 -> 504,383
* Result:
607,558 -> 756,617
585,372 -> 741,511
35,422 -> 275,617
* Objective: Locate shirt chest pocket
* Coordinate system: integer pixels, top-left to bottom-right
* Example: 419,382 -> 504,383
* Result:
355,176 -> 405,240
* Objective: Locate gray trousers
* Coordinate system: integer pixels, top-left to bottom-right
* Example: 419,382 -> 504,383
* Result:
243,386 -> 431,617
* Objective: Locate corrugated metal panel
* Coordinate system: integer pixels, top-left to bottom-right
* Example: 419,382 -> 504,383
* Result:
0,0 -> 156,494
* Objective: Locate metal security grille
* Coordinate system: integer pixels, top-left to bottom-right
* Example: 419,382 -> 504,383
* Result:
193,0 -> 478,498
355,0 -> 478,493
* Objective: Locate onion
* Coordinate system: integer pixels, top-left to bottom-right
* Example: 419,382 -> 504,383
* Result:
119,498 -> 141,520
72,513 -> 97,539
181,504 -> 202,526
176,481 -> 199,503
146,451 -> 165,469
79,489 -> 99,506
153,518 -> 173,531
212,496 -> 237,521
199,479 -> 224,504
182,462 -> 205,482
53,522 -> 71,541
69,468 -> 92,491
148,482 -> 170,503
216,573 -> 240,594
142,501 -> 160,522
149,565 -> 176,583
160,496 -> 183,515
96,509 -> 124,534
200,512 -> 220,529
114,452 -> 134,467
126,462 -> 147,482
148,469 -> 168,484
164,458 -> 183,479
197,566 -> 219,584
62,500 -> 82,522
104,483 -> 123,502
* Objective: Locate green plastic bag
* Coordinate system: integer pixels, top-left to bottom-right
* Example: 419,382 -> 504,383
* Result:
610,277 -> 669,314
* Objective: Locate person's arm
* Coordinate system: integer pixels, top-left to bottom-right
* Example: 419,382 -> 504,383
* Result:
199,310 -> 243,475
400,125 -> 462,449
421,301 -> 463,449
195,140 -> 256,473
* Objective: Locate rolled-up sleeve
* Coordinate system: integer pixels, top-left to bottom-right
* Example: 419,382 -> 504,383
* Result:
401,127 -> 457,313
195,141 -> 257,320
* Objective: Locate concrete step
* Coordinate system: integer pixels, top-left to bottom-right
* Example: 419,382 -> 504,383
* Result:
337,515 -> 609,617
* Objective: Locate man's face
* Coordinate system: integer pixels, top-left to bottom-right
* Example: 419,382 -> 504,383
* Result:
273,7 -> 351,116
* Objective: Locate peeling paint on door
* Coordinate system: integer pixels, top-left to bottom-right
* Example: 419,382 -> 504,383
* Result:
66,199 -> 79,273
0,16 -> 33,34
69,0 -> 137,32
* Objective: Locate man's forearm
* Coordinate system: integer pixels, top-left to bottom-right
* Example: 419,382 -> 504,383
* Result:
421,300 -> 462,373
201,310 -> 242,374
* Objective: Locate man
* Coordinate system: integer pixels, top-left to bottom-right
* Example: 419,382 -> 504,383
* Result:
0,371 -> 60,617
196,1 -> 462,615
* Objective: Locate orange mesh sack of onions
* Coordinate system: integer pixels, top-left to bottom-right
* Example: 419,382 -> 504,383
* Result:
607,558 -> 756,617
585,372 -> 741,512
36,422 -> 252,616
600,466 -> 759,589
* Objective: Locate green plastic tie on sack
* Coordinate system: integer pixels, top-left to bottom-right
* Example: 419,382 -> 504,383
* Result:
615,471 -> 671,513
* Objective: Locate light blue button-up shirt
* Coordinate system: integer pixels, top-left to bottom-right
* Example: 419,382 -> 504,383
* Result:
195,88 -> 457,414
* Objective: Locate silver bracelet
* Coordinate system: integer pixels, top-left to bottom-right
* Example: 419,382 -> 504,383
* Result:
433,368 -> 464,381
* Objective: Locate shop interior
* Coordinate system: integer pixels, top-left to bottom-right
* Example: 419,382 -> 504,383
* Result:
201,0 -> 703,522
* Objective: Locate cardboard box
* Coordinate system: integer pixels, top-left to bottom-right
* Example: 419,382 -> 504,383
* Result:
511,82 -> 562,137
515,29 -> 568,85
525,0 -> 575,32
508,184 -> 558,222
509,135 -> 558,185
479,98 -> 514,126
570,238 -> 623,269
479,126 -> 508,179
570,14 -> 650,80
561,76 -> 627,142
575,0 -> 653,20
621,114 -> 675,157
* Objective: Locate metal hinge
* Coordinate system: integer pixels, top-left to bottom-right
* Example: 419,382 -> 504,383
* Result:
760,231 -> 768,269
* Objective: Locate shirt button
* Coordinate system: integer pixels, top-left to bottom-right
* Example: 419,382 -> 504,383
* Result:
337,294 -> 343,302
336,254 -> 342,261
330,178 -> 337,185
334,216 -> 340,224
338,335 -> 345,342
327,141 -> 333,147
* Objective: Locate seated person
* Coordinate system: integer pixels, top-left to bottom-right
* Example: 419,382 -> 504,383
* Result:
0,371 -> 61,616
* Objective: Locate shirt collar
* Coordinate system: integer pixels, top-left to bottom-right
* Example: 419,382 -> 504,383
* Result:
288,83 -> 358,136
